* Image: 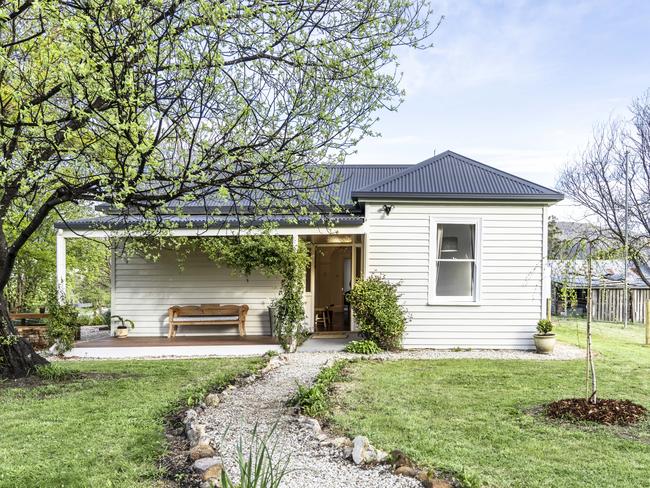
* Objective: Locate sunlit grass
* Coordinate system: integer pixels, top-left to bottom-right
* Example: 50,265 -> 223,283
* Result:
0,357 -> 262,488
331,320 -> 650,487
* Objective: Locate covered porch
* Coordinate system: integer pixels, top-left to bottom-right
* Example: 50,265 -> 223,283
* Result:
55,222 -> 366,349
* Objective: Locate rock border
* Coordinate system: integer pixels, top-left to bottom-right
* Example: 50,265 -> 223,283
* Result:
292,358 -> 456,488
294,414 -> 455,488
169,353 -> 289,487
171,352 -> 459,487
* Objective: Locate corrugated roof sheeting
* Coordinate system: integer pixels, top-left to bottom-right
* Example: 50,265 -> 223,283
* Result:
55,213 -> 364,231
354,151 -> 563,200
550,260 -> 650,289
328,164 -> 411,204
96,164 -> 411,213
60,150 -> 564,230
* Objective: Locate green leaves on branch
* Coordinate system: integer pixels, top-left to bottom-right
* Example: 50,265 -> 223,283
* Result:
1,0 -> 434,374
0,0 -> 435,238
4,204 -> 110,312
45,288 -> 79,355
0,335 -> 20,347
129,234 -> 310,352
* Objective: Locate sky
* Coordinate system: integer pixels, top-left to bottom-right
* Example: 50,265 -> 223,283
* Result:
347,0 -> 650,218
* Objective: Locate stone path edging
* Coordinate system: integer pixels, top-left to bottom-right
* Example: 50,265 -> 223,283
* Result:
178,344 -> 584,487
183,352 -> 423,487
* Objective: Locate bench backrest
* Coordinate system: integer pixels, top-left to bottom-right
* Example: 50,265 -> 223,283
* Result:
170,304 -> 248,318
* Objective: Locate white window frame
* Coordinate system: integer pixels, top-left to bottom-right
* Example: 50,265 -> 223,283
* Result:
428,217 -> 482,305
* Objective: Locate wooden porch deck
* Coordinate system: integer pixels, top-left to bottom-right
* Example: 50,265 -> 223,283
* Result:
68,335 -> 281,358
76,335 -> 278,348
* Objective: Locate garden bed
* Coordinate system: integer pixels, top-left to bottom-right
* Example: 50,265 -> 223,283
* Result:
546,398 -> 647,426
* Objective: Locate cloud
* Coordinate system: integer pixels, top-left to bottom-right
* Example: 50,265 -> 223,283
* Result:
398,0 -> 598,95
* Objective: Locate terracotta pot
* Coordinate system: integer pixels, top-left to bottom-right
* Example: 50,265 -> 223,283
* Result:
533,333 -> 556,354
115,327 -> 129,339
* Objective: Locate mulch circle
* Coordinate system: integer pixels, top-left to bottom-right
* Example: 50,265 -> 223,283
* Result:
546,398 -> 648,426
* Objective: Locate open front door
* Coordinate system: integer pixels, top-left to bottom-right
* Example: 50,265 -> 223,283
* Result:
312,237 -> 364,332
314,245 -> 351,331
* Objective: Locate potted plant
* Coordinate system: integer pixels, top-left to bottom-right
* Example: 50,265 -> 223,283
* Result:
112,315 -> 135,339
534,319 -> 556,354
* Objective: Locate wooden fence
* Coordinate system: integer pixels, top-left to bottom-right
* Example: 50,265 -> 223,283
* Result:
554,287 -> 650,323
592,288 -> 650,323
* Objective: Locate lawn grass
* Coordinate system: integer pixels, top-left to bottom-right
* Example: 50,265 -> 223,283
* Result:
331,320 -> 650,488
0,357 -> 263,488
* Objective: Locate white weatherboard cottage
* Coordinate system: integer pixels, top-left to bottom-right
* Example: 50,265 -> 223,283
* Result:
57,151 -> 563,350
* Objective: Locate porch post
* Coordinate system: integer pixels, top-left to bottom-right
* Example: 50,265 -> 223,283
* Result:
291,233 -> 299,249
56,230 -> 66,303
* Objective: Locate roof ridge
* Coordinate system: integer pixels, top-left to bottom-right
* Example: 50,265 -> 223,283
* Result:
354,151 -> 449,193
442,150 -> 562,195
355,150 -> 562,196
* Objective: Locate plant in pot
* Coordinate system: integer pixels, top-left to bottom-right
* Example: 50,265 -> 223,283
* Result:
112,315 -> 135,339
534,319 -> 556,354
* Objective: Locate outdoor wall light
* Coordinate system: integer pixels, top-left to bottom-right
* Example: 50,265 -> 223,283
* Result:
382,204 -> 394,215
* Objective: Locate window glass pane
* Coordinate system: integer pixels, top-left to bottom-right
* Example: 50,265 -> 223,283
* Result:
437,224 -> 475,260
436,261 -> 474,296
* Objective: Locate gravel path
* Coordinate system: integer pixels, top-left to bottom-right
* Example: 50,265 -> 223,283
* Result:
200,352 -> 420,488
197,344 -> 584,486
371,342 -> 585,361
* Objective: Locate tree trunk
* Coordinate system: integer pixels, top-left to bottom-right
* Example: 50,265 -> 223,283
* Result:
586,255 -> 597,404
0,294 -> 48,378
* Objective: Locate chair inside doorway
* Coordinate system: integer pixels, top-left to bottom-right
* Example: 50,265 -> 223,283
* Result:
313,242 -> 361,332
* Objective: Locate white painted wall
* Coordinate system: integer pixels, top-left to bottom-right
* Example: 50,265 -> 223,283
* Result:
112,250 -> 281,336
111,203 -> 548,346
364,202 -> 547,349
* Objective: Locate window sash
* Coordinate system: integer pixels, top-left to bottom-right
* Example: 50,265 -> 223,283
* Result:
435,259 -> 475,262
435,260 -> 476,298
429,218 -> 481,304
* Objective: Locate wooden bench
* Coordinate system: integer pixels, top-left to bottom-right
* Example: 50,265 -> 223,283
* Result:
9,312 -> 50,326
167,304 -> 249,338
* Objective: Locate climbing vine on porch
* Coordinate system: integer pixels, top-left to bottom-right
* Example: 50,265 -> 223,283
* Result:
128,235 -> 310,352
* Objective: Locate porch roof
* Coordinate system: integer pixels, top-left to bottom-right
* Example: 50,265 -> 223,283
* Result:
54,213 -> 364,232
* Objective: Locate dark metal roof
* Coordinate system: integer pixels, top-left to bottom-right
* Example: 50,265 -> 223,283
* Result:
351,151 -> 563,202
330,164 -> 412,205
59,151 -> 563,231
55,213 -> 364,231
95,164 -> 411,214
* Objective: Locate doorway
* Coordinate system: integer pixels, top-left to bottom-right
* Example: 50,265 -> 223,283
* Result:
312,240 -> 363,332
